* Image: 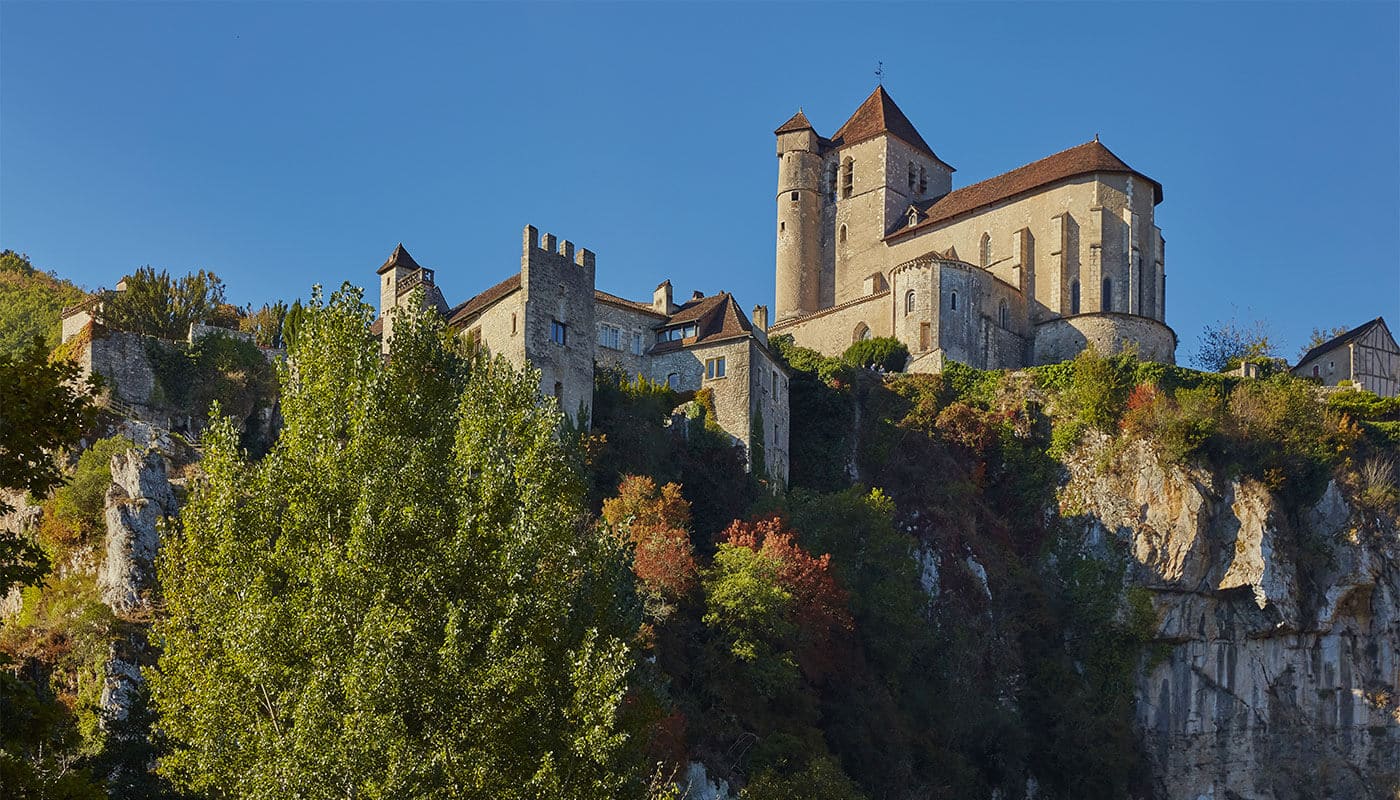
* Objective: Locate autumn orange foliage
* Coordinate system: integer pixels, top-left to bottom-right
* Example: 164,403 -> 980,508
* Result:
603,475 -> 698,600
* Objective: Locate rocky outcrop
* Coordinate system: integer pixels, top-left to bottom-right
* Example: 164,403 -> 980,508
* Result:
1063,438 -> 1400,800
97,449 -> 177,613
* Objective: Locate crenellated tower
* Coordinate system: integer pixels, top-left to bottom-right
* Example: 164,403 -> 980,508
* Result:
774,110 -> 823,323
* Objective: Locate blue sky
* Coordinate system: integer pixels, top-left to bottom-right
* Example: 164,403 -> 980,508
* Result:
2,1 -> 1397,362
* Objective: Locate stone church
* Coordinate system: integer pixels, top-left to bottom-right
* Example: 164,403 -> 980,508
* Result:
768,86 -> 1177,370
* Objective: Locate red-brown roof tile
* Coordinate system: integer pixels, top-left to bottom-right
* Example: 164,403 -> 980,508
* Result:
832,87 -> 949,168
595,289 -> 665,317
775,109 -> 815,135
650,292 -> 756,353
890,140 -> 1162,240
446,273 -> 521,326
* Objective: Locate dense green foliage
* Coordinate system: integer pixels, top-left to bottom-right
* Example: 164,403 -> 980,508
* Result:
0,654 -> 107,799
0,338 -> 99,593
41,436 -> 135,549
144,332 -> 277,450
0,250 -> 87,357
150,286 -> 653,798
841,336 -> 909,372
103,267 -> 234,340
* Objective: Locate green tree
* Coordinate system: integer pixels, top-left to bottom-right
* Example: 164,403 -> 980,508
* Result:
0,656 -> 107,799
104,266 -> 228,340
0,250 -> 86,357
150,285 -> 650,799
1192,317 -> 1281,372
841,336 -> 909,373
0,339 -> 99,593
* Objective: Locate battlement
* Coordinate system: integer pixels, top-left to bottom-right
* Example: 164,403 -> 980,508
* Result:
522,224 -> 595,269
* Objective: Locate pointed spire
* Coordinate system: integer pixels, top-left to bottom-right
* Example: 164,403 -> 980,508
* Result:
774,108 -> 815,135
832,86 -> 945,166
377,242 -> 422,274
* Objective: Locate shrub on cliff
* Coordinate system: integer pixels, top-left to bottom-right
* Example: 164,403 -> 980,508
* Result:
152,285 -> 654,798
841,337 -> 908,373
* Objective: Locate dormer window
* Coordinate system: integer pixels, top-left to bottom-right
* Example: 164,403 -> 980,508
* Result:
908,209 -> 919,227
658,323 -> 699,342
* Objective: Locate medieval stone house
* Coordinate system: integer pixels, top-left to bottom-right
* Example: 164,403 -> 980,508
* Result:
1292,317 -> 1399,397
769,86 -> 1177,370
374,226 -> 791,482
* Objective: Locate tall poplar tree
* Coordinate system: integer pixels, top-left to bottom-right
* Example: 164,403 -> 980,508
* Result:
150,285 -> 649,798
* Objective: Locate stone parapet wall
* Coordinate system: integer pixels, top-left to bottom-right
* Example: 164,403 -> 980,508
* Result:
769,292 -> 889,355
1032,312 -> 1175,365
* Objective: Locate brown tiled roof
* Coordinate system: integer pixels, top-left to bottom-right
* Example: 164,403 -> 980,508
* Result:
369,317 -> 383,337
595,289 -> 665,317
446,274 -> 521,326
775,110 -> 814,135
890,140 -> 1162,240
377,243 -> 422,275
1294,317 -> 1390,367
831,87 -> 949,168
651,292 -> 756,353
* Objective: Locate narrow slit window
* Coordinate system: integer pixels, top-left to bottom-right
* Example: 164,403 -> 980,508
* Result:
1102,278 -> 1113,312
950,291 -> 958,311
1071,280 -> 1081,315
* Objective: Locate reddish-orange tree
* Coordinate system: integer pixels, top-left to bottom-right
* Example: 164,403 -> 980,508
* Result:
602,475 -> 698,603
713,516 -> 853,682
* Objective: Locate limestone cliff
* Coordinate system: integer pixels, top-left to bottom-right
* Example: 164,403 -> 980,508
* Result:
98,450 -> 177,614
1062,438 -> 1399,800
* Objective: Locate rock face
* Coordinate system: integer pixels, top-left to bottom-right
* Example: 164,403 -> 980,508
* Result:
97,449 -> 177,613
1063,439 -> 1400,800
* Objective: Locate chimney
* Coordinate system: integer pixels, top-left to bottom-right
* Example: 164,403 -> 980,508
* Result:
691,290 -> 704,301
752,304 -> 769,330
653,280 -> 675,314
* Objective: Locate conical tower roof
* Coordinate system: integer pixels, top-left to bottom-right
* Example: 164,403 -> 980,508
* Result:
377,242 -> 422,275
833,86 -> 947,167
774,109 -> 815,135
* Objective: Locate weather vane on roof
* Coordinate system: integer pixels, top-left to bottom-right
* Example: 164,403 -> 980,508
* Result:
875,61 -> 885,86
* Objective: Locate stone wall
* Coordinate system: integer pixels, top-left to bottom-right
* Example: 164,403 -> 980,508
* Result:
520,226 -> 596,422
746,341 -> 790,482
594,299 -> 663,379
85,329 -> 159,412
459,291 -> 526,367
1032,312 -> 1176,365
769,292 -> 890,356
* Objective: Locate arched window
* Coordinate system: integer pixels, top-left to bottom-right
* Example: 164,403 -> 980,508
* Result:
666,373 -> 679,389
841,157 -> 854,198
979,233 -> 992,267
998,299 -> 1009,328
1102,278 -> 1113,312
907,162 -> 917,191
908,209 -> 918,227
905,289 -> 916,315
950,291 -> 958,311
853,322 -> 871,342
1070,281 -> 1081,315
839,224 -> 847,244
